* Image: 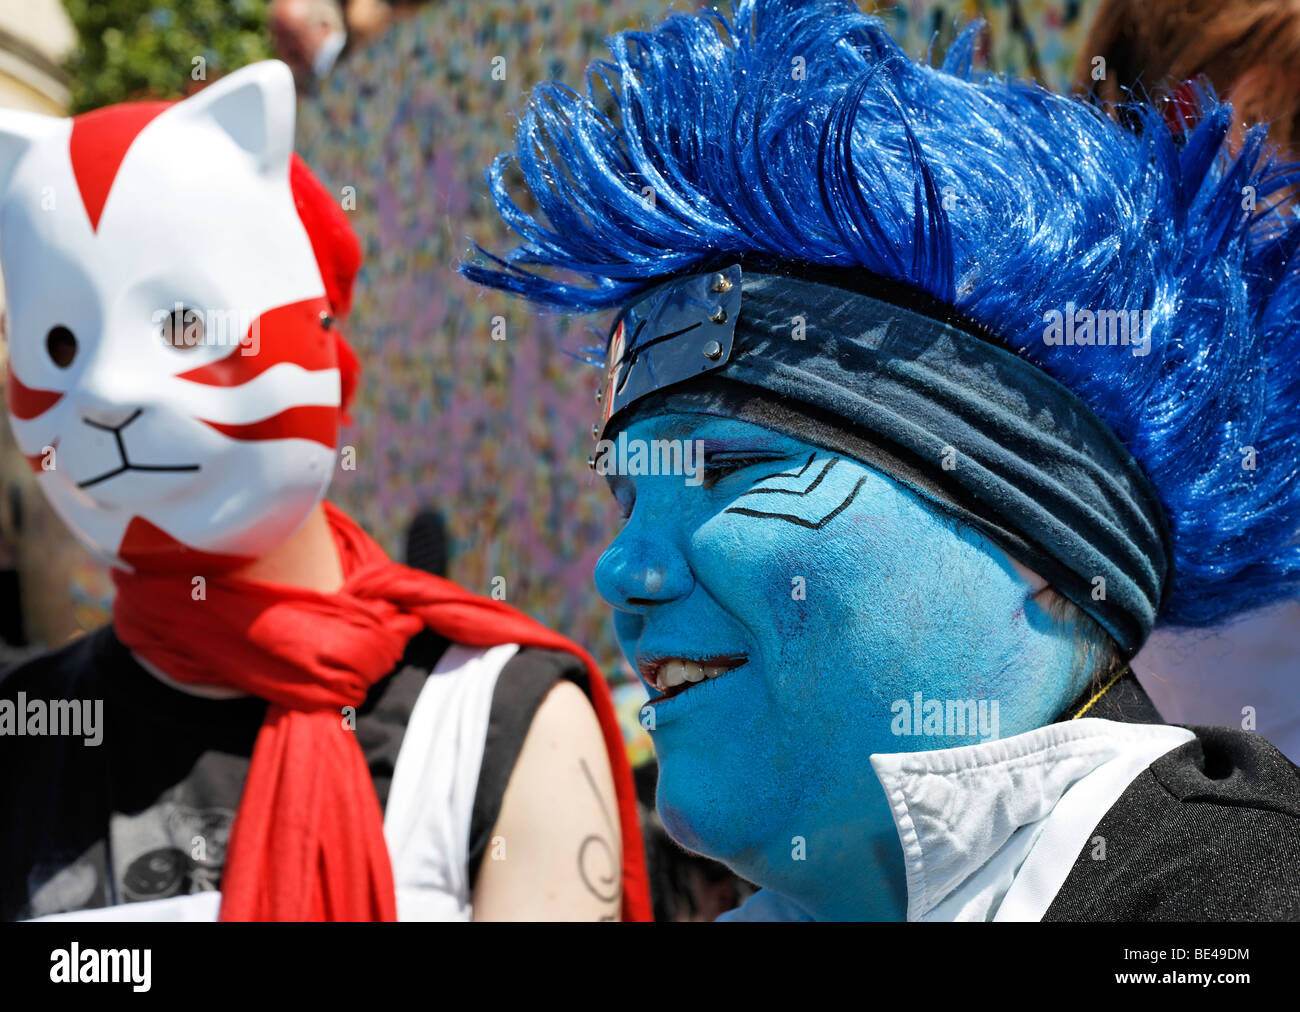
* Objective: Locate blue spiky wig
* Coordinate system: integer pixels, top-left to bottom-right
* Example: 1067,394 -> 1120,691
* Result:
461,0 -> 1300,649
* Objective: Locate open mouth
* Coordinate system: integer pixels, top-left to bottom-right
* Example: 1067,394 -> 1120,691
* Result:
638,654 -> 748,701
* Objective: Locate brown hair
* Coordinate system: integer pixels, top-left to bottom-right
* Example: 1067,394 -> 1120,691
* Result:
1044,590 -> 1124,696
1074,0 -> 1300,156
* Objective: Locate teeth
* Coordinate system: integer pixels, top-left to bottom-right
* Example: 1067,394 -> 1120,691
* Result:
654,659 -> 730,692
661,660 -> 687,688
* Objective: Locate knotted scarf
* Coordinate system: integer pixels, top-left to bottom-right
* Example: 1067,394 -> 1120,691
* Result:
112,503 -> 651,922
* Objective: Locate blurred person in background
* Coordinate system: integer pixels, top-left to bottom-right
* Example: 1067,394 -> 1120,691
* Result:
341,0 -> 441,49
269,0 -> 347,94
1075,0 -> 1300,159
1075,0 -> 1300,762
0,61 -> 650,922
403,508 -> 449,578
342,0 -> 395,49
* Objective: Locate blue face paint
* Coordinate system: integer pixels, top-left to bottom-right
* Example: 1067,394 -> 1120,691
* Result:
595,412 -> 1088,921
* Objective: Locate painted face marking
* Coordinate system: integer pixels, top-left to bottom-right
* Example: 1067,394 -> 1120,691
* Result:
723,455 -> 868,530
749,451 -> 816,484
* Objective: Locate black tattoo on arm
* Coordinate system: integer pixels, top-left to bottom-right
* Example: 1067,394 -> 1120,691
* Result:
577,757 -> 620,921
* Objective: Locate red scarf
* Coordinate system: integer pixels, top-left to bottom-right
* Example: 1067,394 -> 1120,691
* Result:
112,503 -> 651,922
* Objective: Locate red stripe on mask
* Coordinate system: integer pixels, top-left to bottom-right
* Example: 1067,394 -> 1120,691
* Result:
7,368 -> 63,420
69,102 -> 170,232
118,514 -> 256,573
200,405 -> 339,448
24,448 -> 52,473
176,297 -> 338,388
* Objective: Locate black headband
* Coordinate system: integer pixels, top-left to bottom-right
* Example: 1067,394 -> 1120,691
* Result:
595,264 -> 1171,654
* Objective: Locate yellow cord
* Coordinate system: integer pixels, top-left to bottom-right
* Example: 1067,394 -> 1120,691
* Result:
1071,668 -> 1127,719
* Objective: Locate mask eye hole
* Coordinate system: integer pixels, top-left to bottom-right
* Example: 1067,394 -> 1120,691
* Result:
45,325 -> 77,368
161,307 -> 204,350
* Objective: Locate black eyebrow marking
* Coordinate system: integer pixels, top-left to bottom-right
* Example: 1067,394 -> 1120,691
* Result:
728,456 -> 838,499
750,452 -> 816,483
724,476 -> 868,530
732,453 -> 825,493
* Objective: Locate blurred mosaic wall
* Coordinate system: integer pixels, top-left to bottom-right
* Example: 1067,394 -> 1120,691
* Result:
9,0 -> 1101,752
292,0 -> 1101,674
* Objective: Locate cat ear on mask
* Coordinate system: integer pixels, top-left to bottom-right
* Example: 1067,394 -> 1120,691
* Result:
0,110 -> 63,193
170,59 -> 298,177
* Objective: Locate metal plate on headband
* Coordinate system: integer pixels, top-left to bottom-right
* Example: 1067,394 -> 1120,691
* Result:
596,265 -> 742,438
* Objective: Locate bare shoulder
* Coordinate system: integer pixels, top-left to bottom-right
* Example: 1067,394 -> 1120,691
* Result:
470,677 -> 623,921
528,678 -> 607,746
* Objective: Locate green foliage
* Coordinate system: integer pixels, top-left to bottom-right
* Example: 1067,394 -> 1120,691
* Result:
62,0 -> 273,113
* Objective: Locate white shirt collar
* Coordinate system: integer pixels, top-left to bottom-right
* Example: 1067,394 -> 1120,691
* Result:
719,716 -> 1194,921
869,717 -> 1194,920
